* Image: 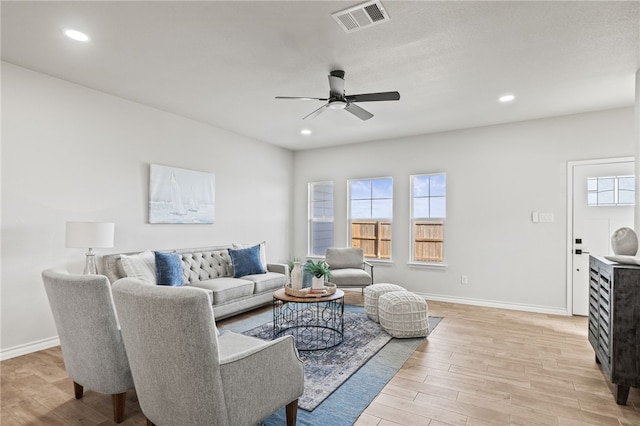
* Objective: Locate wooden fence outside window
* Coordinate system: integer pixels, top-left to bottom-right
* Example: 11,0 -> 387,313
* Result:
414,220 -> 444,262
351,220 -> 444,262
351,221 -> 391,259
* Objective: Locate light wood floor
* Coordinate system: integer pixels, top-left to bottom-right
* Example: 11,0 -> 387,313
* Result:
356,301 -> 640,426
2,297 -> 638,425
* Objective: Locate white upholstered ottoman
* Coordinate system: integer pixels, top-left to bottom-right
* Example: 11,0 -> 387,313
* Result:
364,283 -> 406,322
378,291 -> 429,338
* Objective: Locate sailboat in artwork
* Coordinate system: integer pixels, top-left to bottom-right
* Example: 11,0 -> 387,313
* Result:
170,170 -> 187,216
187,185 -> 199,212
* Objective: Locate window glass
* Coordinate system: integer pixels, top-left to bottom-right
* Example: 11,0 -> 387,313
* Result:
587,176 -> 635,206
309,182 -> 334,256
411,173 -> 446,263
349,177 -> 393,259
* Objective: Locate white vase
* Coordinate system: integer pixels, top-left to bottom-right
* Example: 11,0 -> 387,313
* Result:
312,276 -> 324,290
291,262 -> 302,290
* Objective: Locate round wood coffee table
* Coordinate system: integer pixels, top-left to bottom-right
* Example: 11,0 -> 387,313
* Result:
272,287 -> 344,351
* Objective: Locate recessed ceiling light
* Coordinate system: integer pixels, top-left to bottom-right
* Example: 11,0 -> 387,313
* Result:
300,129 -> 312,136
499,94 -> 515,103
63,29 -> 90,42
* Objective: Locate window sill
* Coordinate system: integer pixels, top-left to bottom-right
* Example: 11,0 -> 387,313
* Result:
407,261 -> 448,270
366,259 -> 394,266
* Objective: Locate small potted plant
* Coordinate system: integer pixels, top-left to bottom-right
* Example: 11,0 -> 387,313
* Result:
304,259 -> 331,289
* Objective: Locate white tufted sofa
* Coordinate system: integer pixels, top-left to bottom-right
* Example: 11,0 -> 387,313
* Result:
103,246 -> 288,320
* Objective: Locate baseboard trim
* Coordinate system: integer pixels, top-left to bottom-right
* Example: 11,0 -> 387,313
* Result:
0,336 -> 60,361
415,292 -> 570,316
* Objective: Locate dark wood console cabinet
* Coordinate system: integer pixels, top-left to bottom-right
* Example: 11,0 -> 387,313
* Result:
588,255 -> 640,405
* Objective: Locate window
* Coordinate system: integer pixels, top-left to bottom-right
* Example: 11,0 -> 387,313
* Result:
349,177 -> 393,259
309,182 -> 334,256
411,173 -> 446,263
588,176 -> 635,206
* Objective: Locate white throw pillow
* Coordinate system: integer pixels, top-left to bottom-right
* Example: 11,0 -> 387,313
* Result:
232,241 -> 267,270
120,250 -> 157,284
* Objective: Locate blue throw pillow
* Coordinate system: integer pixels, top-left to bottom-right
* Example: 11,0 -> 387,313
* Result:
154,251 -> 184,286
229,244 -> 266,278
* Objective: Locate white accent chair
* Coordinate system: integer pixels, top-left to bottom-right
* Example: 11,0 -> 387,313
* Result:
324,247 -> 374,293
41,269 -> 134,423
112,278 -> 304,426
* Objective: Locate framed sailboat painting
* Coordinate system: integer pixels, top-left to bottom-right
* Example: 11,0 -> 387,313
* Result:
149,164 -> 215,224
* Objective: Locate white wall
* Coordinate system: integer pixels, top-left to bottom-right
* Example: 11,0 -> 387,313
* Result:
293,108 -> 636,313
1,63 -> 293,358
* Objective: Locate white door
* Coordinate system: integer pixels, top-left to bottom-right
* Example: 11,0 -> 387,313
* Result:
571,160 -> 635,315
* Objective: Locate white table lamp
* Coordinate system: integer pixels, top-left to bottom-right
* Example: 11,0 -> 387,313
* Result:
65,221 -> 115,274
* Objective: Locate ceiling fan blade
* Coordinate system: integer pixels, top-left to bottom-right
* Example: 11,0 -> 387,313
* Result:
345,103 -> 374,121
303,103 -> 329,120
328,75 -> 345,97
275,96 -> 328,101
345,91 -> 400,102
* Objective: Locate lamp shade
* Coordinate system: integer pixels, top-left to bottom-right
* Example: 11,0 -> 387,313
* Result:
65,221 -> 115,249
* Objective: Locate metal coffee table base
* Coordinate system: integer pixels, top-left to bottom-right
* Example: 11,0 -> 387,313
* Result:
273,294 -> 344,351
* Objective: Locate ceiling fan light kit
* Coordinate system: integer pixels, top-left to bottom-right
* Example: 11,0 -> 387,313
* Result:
276,69 -> 400,121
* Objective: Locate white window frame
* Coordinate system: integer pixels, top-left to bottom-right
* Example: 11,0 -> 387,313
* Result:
409,173 -> 446,267
348,176 -> 393,260
308,181 -> 334,257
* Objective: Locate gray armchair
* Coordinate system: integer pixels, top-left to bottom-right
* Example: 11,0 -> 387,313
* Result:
325,247 -> 374,292
41,269 -> 134,423
111,278 -> 304,426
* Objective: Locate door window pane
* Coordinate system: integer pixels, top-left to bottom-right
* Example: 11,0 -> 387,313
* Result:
587,176 -> 635,206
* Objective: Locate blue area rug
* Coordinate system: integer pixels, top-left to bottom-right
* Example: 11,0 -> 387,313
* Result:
220,305 -> 441,426
244,309 -> 392,411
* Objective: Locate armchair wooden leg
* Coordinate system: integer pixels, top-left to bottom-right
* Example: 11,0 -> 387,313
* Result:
73,381 -> 83,399
112,392 -> 127,423
286,399 -> 298,426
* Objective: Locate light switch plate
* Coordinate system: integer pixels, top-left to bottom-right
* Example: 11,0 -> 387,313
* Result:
539,213 -> 554,222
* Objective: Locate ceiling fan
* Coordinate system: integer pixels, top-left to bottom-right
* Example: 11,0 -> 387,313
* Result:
275,70 -> 400,121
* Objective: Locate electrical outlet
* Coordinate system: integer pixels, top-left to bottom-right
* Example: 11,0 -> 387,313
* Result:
461,275 -> 468,285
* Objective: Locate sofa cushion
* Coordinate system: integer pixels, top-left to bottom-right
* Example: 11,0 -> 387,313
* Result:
242,271 -> 286,293
154,251 -> 184,286
188,278 -> 254,305
120,250 -> 156,284
228,245 -> 266,278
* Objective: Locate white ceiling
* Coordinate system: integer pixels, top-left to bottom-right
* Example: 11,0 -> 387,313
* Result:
2,1 -> 639,151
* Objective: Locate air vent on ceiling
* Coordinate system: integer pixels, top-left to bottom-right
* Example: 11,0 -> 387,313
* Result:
331,0 -> 390,34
